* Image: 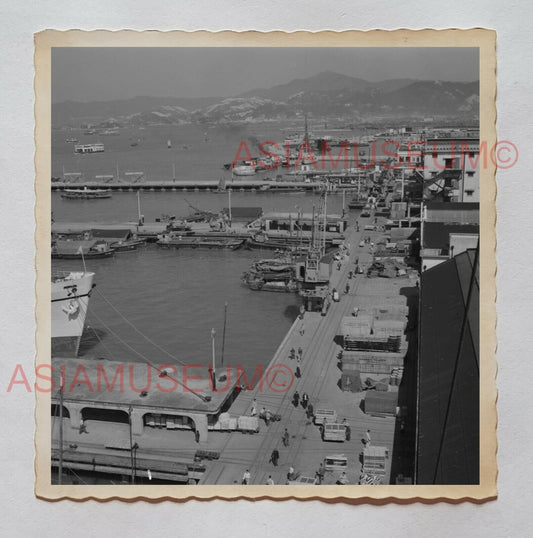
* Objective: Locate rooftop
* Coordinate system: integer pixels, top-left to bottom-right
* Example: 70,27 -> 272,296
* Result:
51,357 -> 238,414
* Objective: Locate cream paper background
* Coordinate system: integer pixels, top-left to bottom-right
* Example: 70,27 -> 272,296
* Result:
34,29 -> 497,503
0,0 -> 531,534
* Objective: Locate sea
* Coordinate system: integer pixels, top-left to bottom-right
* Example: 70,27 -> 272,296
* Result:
51,122 -> 363,377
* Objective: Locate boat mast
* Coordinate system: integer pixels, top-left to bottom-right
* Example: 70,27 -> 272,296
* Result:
211,328 -> 217,389
137,190 -> 142,225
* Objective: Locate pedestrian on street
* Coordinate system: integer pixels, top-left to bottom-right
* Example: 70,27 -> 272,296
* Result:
242,469 -> 251,485
342,418 -> 351,441
298,346 -> 303,358
295,365 -> 301,378
301,392 -> 309,409
366,429 -> 372,446
266,476 -> 275,485
345,283 -> 350,294
293,390 -> 300,407
337,261 -> 342,270
265,409 -> 272,426
250,398 -> 257,417
316,463 -> 325,485
282,428 -> 290,447
307,403 -> 314,420
289,347 -> 295,360
299,324 -> 305,336
269,449 -> 280,466
287,466 -> 295,481
259,407 -> 266,422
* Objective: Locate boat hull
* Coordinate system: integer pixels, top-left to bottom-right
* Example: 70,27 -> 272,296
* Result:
51,271 -> 95,357
51,250 -> 115,259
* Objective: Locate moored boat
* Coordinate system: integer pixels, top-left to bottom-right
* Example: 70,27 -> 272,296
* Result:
51,270 -> 95,357
52,239 -> 115,259
157,233 -> 243,250
61,187 -> 112,200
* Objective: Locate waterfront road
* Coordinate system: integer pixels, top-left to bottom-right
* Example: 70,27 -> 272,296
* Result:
200,212 -> 418,485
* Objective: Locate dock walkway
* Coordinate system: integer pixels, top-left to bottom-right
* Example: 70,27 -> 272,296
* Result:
200,212 -> 417,485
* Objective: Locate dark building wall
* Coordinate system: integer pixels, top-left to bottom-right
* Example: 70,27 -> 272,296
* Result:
416,249 -> 479,484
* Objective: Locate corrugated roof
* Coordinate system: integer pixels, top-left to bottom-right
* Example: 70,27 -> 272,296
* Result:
423,222 -> 479,250
416,248 -> 479,484
425,202 -> 479,211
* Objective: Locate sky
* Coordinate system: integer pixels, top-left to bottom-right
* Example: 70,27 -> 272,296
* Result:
52,47 -> 479,103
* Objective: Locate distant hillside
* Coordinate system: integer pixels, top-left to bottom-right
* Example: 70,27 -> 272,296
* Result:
52,96 -> 220,126
52,71 -> 479,127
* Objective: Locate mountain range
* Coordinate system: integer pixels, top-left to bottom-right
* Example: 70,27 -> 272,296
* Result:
52,71 -> 479,126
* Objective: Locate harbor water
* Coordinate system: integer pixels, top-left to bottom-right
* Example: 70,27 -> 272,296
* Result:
51,122 -> 355,378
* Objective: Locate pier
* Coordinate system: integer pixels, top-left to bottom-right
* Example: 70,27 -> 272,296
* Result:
196,212 -> 418,485
51,179 -> 327,193
50,209 -> 417,486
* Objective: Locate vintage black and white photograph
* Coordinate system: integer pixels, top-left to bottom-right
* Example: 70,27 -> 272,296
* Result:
36,30 -> 496,500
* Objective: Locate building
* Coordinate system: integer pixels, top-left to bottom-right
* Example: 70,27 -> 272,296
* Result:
423,137 -> 480,202
420,202 -> 479,271
416,247 -> 479,484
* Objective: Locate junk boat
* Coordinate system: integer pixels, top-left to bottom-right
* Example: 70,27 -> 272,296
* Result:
61,187 -> 112,199
52,239 -> 115,259
51,270 -> 95,357
156,232 -> 244,250
242,256 -> 300,292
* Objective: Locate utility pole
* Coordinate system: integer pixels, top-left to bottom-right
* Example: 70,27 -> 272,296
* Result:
58,383 -> 64,485
211,328 -> 217,390
128,406 -> 135,484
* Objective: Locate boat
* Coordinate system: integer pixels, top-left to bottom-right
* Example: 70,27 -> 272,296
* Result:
109,238 -> 146,251
74,143 -> 104,153
347,198 -> 367,209
52,239 -> 115,259
65,138 -> 78,143
51,271 -> 95,357
157,233 -> 243,250
232,164 -> 256,176
61,187 -> 112,200
242,255 -> 300,292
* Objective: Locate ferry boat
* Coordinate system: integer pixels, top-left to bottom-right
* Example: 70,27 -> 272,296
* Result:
61,187 -> 112,199
74,143 -> 104,154
51,271 -> 95,357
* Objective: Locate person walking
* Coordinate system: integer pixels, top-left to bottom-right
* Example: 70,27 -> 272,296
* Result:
306,402 -> 314,420
266,475 -> 275,485
316,463 -> 325,485
342,418 -> 351,441
265,409 -> 272,426
282,428 -> 290,447
269,449 -> 280,466
287,466 -> 295,481
301,392 -> 309,409
242,469 -> 251,485
298,346 -> 303,359
250,398 -> 257,417
295,365 -> 301,378
345,283 -> 350,294
366,429 -> 372,446
293,390 -> 300,407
